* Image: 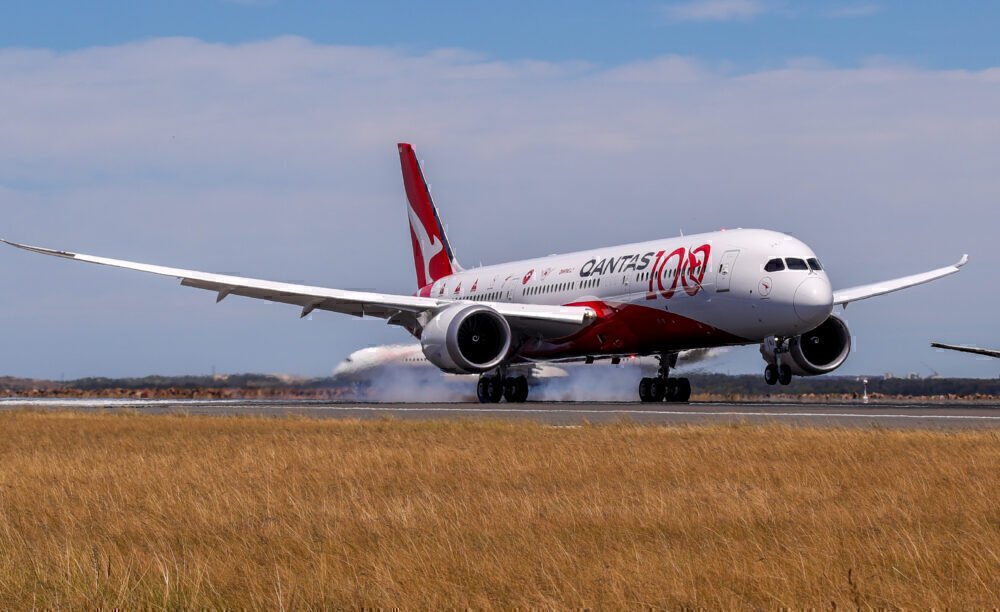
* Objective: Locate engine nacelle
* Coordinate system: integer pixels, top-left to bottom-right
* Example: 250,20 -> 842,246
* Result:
420,303 -> 512,374
760,315 -> 852,376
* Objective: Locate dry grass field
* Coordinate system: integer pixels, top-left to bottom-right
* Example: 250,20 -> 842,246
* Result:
0,411 -> 998,608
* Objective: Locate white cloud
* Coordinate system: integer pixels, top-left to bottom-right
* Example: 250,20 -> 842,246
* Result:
661,0 -> 770,22
0,38 -> 998,379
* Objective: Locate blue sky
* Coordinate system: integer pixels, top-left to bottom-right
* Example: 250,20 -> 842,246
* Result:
4,1 -> 999,69
1,1 -> 999,380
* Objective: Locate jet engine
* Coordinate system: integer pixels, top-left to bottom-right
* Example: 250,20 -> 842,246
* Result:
761,315 -> 852,376
420,303 -> 512,374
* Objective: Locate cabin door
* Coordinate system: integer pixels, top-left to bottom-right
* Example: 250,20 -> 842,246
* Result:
716,250 -> 740,292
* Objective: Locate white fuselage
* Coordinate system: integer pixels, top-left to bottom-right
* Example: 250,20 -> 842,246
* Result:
420,228 -> 833,358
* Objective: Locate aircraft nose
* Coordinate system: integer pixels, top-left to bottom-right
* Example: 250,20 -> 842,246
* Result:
794,277 -> 833,325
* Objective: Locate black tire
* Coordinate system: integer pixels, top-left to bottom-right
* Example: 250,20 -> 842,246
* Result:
778,364 -> 793,386
675,378 -> 692,402
486,377 -> 504,402
638,377 -> 653,402
764,364 -> 779,386
664,379 -> 678,402
503,377 -> 517,402
477,377 -> 491,403
514,376 -> 529,403
650,378 -> 666,402
504,376 -> 529,403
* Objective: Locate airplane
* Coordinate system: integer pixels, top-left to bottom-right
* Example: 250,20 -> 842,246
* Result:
3,143 -> 968,404
931,343 -> 1000,359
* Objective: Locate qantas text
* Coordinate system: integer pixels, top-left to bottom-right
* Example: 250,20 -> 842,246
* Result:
579,252 -> 654,277
579,244 -> 712,299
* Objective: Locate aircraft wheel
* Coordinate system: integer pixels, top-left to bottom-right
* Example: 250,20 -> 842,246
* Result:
503,376 -> 529,403
513,376 -> 529,403
478,376 -> 503,403
650,378 -> 666,402
764,364 -> 779,386
778,364 -> 793,386
638,377 -> 653,402
477,377 -> 491,403
664,379 -> 678,402
487,377 -> 504,402
675,378 -> 692,403
503,377 -> 518,402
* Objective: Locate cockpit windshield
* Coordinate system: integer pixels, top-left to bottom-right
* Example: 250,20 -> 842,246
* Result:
766,256 -> 824,272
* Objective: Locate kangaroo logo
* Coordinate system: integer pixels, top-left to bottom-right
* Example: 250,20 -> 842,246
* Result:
408,203 -> 443,285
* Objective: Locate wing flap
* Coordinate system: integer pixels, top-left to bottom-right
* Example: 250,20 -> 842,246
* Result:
833,254 -> 968,306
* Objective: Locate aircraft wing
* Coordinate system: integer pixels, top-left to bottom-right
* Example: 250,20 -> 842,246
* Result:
931,342 -> 1000,359
832,254 -> 968,306
1,240 -> 595,335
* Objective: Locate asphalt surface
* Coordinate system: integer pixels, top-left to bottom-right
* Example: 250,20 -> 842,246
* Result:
4,398 -> 1000,428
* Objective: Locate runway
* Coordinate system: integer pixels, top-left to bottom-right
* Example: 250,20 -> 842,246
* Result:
4,398 -> 1000,428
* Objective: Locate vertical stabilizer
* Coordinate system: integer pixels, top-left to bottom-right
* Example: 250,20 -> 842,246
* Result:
398,143 -> 461,289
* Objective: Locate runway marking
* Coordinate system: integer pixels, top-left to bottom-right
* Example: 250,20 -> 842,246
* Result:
312,406 -> 1000,421
4,399 -> 1000,422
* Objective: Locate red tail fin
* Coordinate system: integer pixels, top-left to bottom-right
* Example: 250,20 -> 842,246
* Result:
398,143 -> 460,289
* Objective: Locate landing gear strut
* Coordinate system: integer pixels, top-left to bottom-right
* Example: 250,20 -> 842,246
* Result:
477,371 -> 529,403
638,353 -> 691,403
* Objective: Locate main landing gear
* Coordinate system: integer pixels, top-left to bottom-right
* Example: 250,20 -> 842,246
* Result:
638,353 -> 691,403
477,372 -> 529,403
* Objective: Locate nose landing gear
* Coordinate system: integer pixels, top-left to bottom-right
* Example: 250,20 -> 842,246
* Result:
638,353 -> 691,403
764,338 -> 793,386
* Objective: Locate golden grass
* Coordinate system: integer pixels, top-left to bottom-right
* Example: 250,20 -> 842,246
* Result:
0,411 -> 998,608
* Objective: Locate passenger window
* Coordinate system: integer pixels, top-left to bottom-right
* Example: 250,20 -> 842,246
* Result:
786,258 -> 808,271
807,258 -> 822,271
764,258 -> 785,272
